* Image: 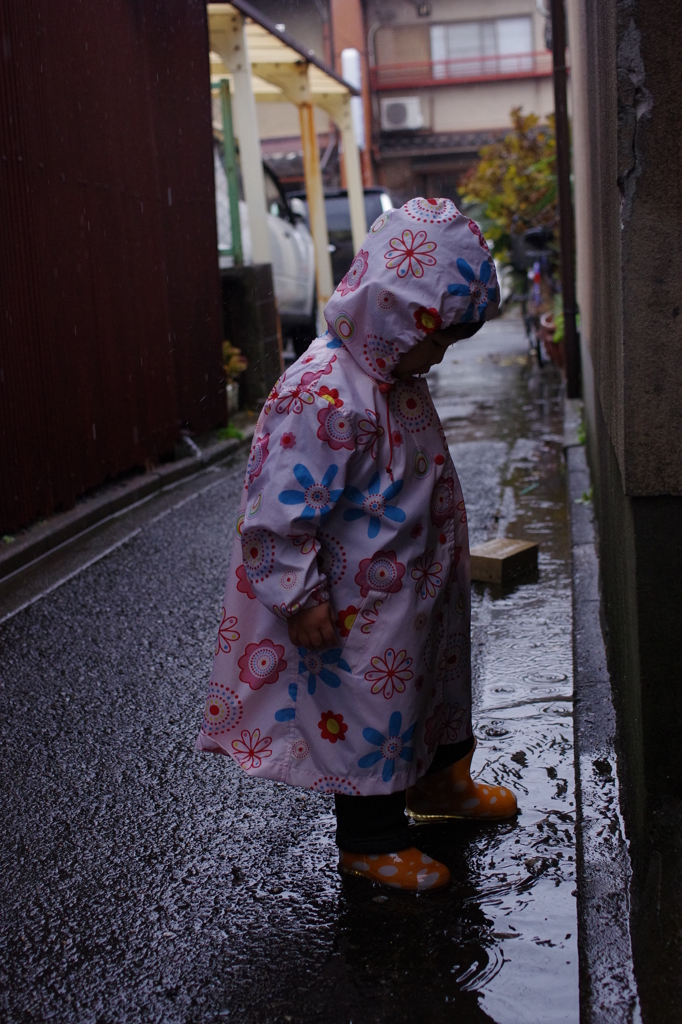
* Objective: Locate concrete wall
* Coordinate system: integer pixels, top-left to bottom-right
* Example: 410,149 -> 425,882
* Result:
430,78 -> 554,132
370,0 -> 544,40
567,0 -> 682,1016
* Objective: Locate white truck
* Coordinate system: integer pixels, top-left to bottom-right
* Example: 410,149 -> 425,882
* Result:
214,146 -> 317,346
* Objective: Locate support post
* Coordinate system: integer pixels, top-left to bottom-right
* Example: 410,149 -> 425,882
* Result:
299,101 -> 335,329
316,93 -> 367,255
550,0 -> 581,398
342,122 -> 368,254
211,10 -> 271,265
219,79 -> 243,265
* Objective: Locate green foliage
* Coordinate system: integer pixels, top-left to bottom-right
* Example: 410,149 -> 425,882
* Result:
217,423 -> 244,441
222,340 -> 248,383
553,293 -> 565,344
460,108 -> 558,262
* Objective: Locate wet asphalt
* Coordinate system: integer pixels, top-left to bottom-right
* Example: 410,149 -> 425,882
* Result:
0,309 -> 577,1023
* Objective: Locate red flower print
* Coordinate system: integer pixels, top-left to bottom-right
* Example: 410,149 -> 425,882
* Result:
360,598 -> 384,634
300,355 -> 336,388
232,728 -> 273,769
468,218 -> 490,250
430,475 -> 455,527
424,702 -> 465,753
202,683 -> 243,737
438,636 -> 468,684
274,356 -> 337,415
289,533 -> 319,556
238,639 -> 286,690
263,382 -> 281,415
215,608 -> 240,655
411,550 -> 443,600
337,605 -> 360,638
273,600 -> 301,620
317,385 -> 343,408
280,432 -> 296,450
275,383 -> 316,416
365,647 -> 413,699
246,434 -> 269,484
357,409 -> 384,459
236,564 -> 256,600
413,306 -> 442,333
355,549 -> 405,598
317,406 -> 355,451
318,711 -> 348,743
337,248 -> 369,296
414,612 -> 428,632
411,522 -> 424,539
457,499 -> 467,523
384,229 -> 437,279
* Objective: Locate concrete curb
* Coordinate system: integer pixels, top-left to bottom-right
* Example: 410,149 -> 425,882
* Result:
565,398 -> 641,1024
0,435 -> 252,584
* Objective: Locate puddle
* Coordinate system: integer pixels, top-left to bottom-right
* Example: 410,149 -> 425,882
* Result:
427,311 -> 578,1021
0,311 -> 577,1024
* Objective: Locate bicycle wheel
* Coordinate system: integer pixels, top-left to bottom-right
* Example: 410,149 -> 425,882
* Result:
528,318 -> 543,368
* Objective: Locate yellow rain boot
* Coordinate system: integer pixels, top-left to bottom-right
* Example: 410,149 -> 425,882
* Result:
406,740 -> 518,822
338,848 -> 450,890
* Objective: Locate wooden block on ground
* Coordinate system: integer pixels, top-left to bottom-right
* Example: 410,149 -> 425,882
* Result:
470,538 -> 539,584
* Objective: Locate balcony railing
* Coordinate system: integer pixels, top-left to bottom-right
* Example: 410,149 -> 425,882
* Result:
370,50 -> 555,91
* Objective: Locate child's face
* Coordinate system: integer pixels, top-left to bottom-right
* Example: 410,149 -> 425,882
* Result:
393,321 -> 484,378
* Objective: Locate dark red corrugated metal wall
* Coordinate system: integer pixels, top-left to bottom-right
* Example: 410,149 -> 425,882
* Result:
0,0 -> 224,534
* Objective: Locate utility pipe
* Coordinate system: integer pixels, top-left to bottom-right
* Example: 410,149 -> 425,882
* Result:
550,0 -> 580,397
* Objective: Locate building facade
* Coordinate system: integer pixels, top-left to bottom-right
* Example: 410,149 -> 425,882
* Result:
244,0 -> 555,202
567,0 -> 682,1018
367,0 -> 554,201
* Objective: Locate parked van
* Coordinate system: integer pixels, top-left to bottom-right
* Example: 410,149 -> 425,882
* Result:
214,145 -> 317,343
286,186 -> 393,287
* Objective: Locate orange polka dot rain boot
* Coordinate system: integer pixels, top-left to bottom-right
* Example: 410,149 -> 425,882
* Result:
338,848 -> 450,890
406,740 -> 518,822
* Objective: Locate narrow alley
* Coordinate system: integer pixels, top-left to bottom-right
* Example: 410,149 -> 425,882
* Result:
0,310 -> 578,1023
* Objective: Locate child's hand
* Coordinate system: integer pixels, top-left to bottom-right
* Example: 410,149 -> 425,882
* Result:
288,602 -> 337,650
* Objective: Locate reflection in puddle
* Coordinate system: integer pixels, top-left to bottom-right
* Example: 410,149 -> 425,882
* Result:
429,314 -> 577,1022
194,314 -> 578,1024
287,316 -> 578,1024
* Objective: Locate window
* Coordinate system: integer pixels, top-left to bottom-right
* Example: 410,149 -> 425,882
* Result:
430,17 -> 533,79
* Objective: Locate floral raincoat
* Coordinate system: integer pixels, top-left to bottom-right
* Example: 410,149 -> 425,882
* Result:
196,197 -> 500,795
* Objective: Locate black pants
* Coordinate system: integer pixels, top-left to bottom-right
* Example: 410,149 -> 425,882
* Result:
334,736 -> 474,854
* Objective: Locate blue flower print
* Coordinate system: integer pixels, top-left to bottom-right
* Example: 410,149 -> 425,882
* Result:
298,647 -> 351,695
447,257 -> 498,322
279,463 -> 343,523
343,471 -> 406,539
358,711 -> 416,783
275,683 -> 298,723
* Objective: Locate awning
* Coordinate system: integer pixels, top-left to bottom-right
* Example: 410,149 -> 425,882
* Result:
207,1 -> 367,325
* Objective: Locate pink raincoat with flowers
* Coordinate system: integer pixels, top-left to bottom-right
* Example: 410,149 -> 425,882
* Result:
196,197 -> 500,795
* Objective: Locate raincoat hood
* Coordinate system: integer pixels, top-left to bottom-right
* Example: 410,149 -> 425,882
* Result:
324,197 -> 500,383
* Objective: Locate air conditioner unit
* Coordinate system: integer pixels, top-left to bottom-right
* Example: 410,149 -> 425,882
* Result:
380,96 -> 425,131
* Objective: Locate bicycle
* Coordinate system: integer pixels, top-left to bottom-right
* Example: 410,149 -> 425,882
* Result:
511,227 -> 557,368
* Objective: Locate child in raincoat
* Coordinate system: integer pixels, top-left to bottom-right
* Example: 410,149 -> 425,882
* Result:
197,197 -> 517,891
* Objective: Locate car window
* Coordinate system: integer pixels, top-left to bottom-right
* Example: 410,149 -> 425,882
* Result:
264,168 -> 291,221
324,196 -> 352,233
324,193 -> 393,234
364,193 -> 385,224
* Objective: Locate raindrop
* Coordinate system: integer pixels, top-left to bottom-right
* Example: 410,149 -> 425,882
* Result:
485,724 -> 509,737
